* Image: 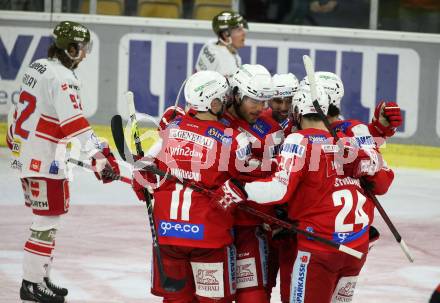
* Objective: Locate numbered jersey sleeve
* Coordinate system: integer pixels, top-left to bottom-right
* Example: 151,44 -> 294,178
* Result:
50,68 -> 99,156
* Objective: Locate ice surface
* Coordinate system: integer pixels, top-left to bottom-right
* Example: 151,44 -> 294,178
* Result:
1,148 -> 439,302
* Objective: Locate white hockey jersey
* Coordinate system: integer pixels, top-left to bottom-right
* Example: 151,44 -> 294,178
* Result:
195,40 -> 241,78
8,58 -> 100,179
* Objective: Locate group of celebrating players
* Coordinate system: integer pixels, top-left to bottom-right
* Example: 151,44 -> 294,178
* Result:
127,11 -> 402,303
132,61 -> 401,303
7,10 -> 409,303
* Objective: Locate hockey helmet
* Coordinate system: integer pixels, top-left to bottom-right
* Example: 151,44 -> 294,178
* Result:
212,11 -> 248,36
272,73 -> 299,99
230,64 -> 274,102
184,71 -> 230,112
300,71 -> 344,108
293,85 -> 330,116
53,21 -> 91,53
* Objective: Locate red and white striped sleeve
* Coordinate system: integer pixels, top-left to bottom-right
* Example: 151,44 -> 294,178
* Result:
51,77 -> 100,156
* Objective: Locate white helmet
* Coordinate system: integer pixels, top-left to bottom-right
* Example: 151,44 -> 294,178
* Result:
230,64 -> 274,101
184,71 -> 230,112
272,73 -> 299,98
293,85 -> 330,116
300,71 -> 344,108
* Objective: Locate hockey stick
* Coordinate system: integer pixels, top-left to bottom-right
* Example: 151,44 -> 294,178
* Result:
109,117 -> 363,260
110,114 -> 136,164
125,91 -> 187,292
72,151 -> 363,260
141,165 -> 362,260
66,158 -> 131,184
302,55 -> 414,263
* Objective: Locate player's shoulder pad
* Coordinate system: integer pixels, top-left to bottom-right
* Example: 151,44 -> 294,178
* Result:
280,133 -> 306,158
251,117 -> 273,138
350,123 -> 376,148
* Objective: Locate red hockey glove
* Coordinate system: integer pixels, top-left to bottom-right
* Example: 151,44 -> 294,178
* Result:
345,148 -> 384,179
158,106 -> 185,131
370,101 -> 402,138
91,143 -> 120,184
212,179 -> 247,210
353,149 -> 384,178
131,157 -> 157,201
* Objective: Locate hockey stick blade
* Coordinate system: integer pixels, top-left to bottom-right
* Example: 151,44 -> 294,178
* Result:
111,114 -> 134,163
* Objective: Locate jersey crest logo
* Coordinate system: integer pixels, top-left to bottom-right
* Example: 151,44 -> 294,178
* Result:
29,159 -> 41,172
49,160 -> 59,174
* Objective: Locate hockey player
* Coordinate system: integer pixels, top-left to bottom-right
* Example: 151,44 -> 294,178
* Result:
195,11 -> 248,78
220,64 -> 282,303
299,71 -> 403,146
8,21 -> 120,303
261,73 -> 299,302
262,73 -> 299,137
139,70 -> 251,303
234,86 -> 395,303
300,71 -> 403,247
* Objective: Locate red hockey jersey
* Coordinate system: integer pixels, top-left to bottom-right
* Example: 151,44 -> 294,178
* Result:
261,108 -> 296,138
220,111 -> 284,225
153,114 -> 251,248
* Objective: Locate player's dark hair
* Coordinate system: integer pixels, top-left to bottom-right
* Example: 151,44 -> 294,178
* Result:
328,103 -> 340,117
303,113 -> 322,121
47,43 -> 77,69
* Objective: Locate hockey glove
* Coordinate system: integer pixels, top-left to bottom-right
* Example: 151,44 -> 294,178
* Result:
212,179 -> 247,210
91,143 -> 120,184
158,106 -> 186,131
368,225 -> 380,251
345,148 -> 384,179
131,156 -> 157,201
370,101 -> 402,138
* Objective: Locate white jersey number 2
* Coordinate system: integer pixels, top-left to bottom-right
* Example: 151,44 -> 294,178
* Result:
332,189 -> 369,233
170,183 -> 193,221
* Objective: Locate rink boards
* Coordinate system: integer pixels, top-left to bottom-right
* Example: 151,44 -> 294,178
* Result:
1,11 -> 440,162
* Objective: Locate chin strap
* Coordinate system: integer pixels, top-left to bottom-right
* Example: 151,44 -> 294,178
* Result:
64,49 -> 83,69
208,103 -> 225,119
218,36 -> 237,54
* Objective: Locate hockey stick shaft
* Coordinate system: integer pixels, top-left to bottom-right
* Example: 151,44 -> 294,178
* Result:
69,154 -> 362,259
303,55 -> 414,262
110,112 -> 363,259
125,91 -> 186,292
141,165 -> 363,260
66,158 -> 132,184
